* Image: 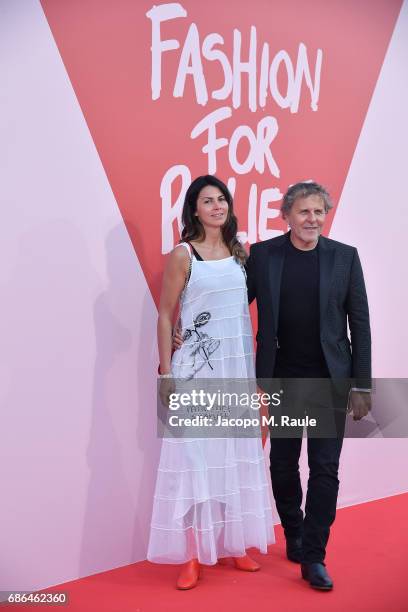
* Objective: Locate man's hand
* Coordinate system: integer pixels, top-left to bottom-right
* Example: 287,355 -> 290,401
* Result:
172,329 -> 184,351
348,390 -> 372,421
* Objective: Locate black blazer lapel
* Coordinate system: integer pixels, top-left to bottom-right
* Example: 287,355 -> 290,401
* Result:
319,236 -> 335,331
268,233 -> 288,332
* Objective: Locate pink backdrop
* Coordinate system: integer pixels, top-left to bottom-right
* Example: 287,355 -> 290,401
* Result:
1,0 -> 407,593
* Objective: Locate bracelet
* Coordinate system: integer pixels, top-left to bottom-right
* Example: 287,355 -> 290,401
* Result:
158,372 -> 172,379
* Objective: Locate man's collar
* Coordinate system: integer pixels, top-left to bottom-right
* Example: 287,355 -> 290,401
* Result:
268,231 -> 290,248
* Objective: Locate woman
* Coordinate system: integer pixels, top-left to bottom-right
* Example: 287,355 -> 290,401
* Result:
147,175 -> 274,589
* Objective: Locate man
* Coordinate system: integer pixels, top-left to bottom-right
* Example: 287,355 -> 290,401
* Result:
247,181 -> 371,590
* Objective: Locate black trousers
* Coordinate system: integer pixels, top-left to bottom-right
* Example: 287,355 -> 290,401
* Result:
269,377 -> 347,564
270,435 -> 343,564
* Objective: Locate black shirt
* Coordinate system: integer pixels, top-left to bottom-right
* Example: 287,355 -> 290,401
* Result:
274,239 -> 329,377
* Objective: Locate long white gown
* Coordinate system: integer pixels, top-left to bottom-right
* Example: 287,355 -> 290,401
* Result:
147,243 -> 275,565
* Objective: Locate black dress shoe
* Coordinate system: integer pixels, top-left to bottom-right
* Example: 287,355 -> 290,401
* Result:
285,536 -> 302,563
301,563 -> 333,590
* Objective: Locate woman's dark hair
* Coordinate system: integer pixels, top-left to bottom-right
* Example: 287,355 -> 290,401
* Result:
180,175 -> 247,263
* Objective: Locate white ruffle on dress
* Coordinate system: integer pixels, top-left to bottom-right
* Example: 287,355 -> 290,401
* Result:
147,243 -> 275,565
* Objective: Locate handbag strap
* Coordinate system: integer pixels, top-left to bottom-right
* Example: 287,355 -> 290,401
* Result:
172,243 -> 193,339
177,242 -> 193,293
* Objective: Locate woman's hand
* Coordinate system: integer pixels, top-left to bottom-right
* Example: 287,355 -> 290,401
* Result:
159,376 -> 176,408
172,329 -> 184,350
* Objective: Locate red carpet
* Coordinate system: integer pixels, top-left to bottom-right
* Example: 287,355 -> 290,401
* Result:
4,494 -> 407,611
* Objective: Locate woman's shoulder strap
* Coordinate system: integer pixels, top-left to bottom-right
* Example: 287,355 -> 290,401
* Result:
175,242 -> 204,261
189,244 -> 204,261
176,241 -> 193,257
178,241 -> 204,261
174,243 -> 193,293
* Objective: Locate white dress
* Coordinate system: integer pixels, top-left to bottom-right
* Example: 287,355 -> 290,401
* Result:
147,243 -> 275,565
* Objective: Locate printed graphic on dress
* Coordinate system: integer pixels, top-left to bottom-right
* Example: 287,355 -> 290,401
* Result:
182,312 -> 220,378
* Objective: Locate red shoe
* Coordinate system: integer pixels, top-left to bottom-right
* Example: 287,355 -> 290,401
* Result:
176,559 -> 200,590
232,554 -> 260,572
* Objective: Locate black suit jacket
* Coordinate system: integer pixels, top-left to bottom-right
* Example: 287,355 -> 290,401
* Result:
246,232 -> 371,387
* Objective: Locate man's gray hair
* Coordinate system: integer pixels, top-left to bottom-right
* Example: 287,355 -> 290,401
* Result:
281,182 -> 333,215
